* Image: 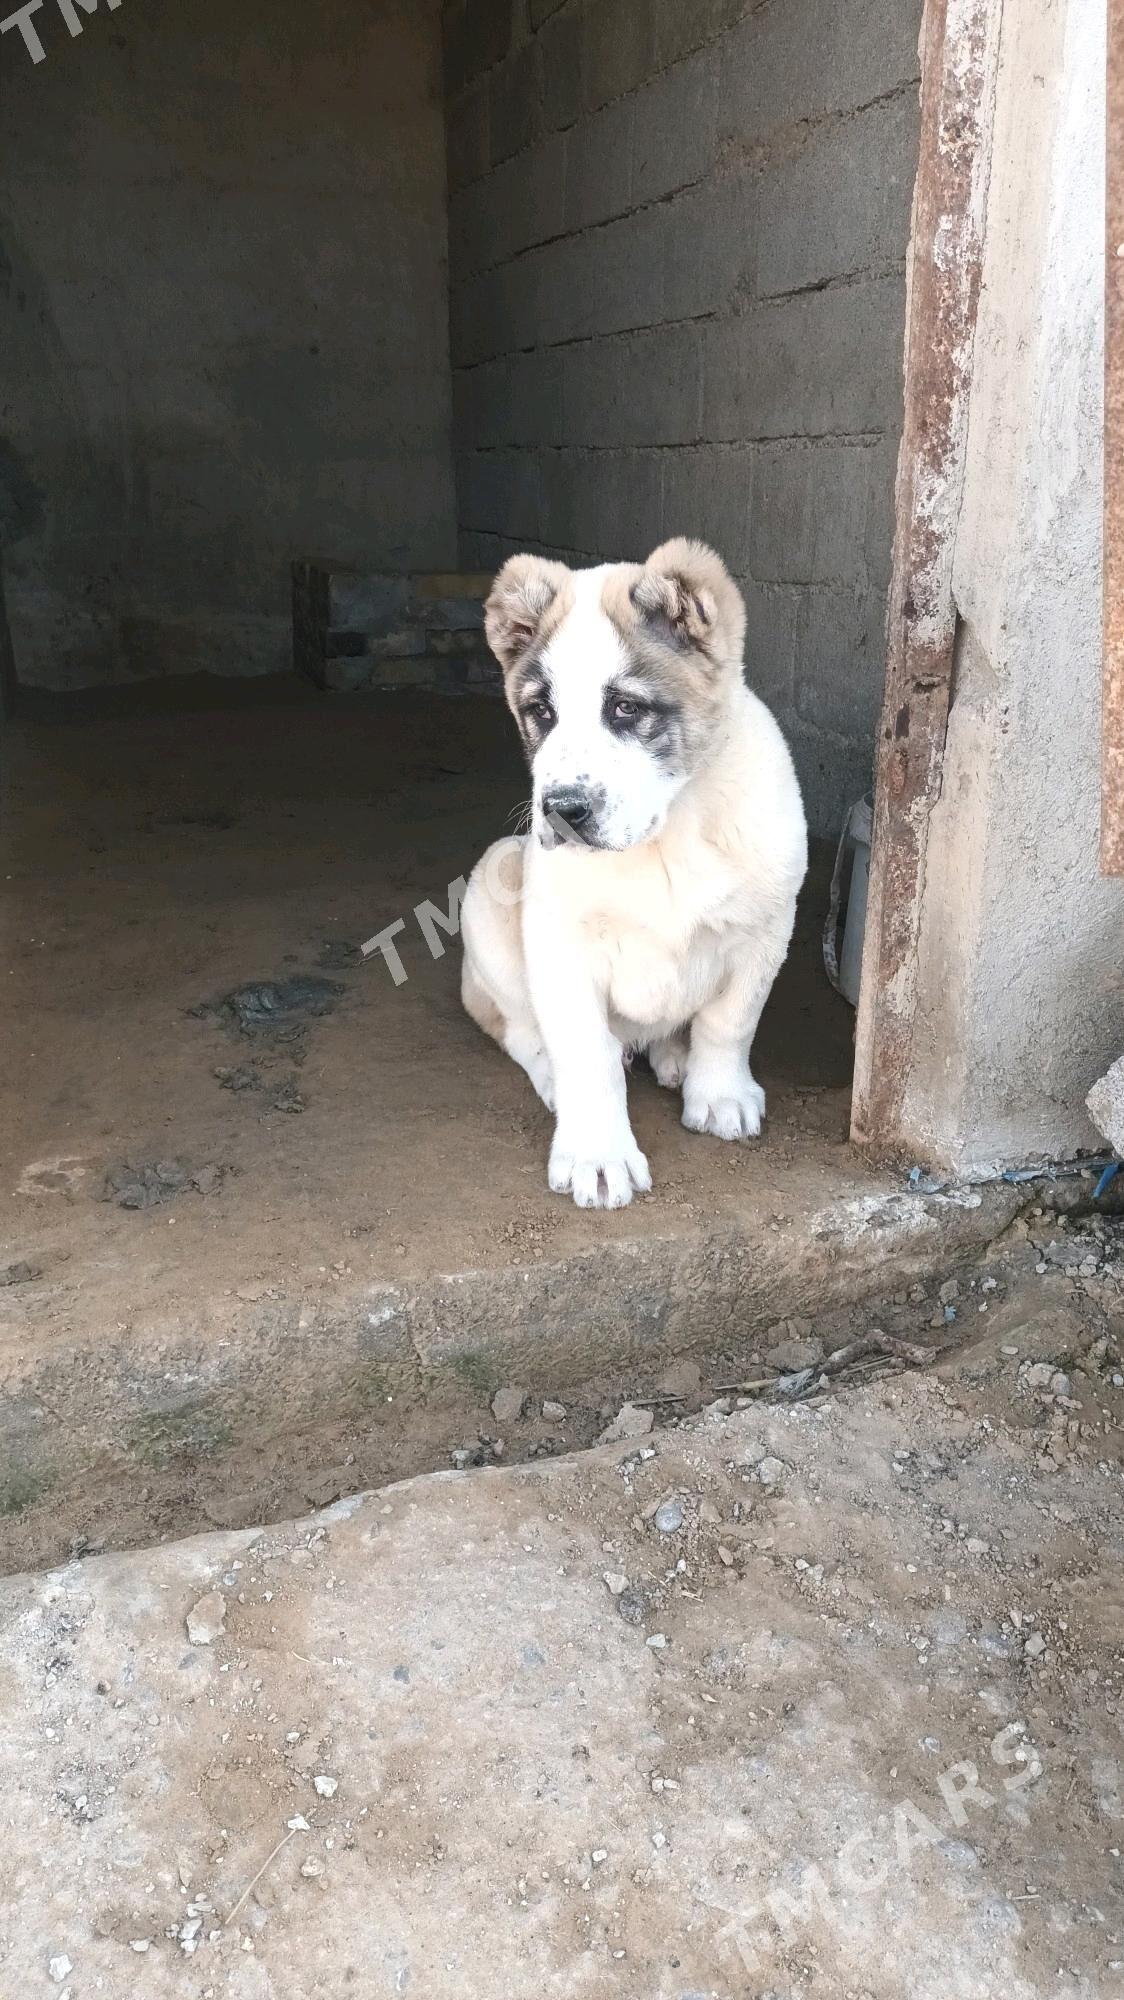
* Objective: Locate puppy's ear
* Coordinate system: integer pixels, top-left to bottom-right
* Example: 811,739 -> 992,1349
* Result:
484,554 -> 571,673
631,537 -> 746,670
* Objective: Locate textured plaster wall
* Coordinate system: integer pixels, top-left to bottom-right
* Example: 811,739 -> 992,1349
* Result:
0,0 -> 455,689
898,0 -> 1121,1171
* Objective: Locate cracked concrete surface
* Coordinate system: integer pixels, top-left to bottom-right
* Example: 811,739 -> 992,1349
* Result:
4,1248 -> 1124,1999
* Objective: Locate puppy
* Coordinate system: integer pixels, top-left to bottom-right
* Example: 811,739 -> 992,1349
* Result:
460,537 -> 808,1209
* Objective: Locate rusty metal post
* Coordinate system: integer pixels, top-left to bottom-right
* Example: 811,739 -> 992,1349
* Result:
1106,0 -> 1124,873
851,0 -> 1003,1157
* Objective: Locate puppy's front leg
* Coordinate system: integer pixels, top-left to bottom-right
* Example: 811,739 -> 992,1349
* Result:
524,910 -> 650,1209
682,926 -> 793,1141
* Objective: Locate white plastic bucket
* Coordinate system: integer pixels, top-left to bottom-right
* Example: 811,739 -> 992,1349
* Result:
824,794 -> 872,1008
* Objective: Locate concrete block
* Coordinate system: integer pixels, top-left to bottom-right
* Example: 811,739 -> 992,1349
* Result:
653,0 -> 746,67
794,583 -> 887,738
783,715 -> 874,838
536,450 -> 584,551
508,347 -> 565,447
561,323 -> 704,448
446,81 -> 491,192
582,0 -> 658,110
453,358 -> 509,453
756,89 -> 919,299
457,349 -> 562,450
537,3 -> 584,131
741,580 -> 799,711
583,449 -> 667,559
750,443 -> 874,585
631,45 -> 718,205
658,446 -> 754,563
503,132 -> 568,257
864,433 -> 901,592
703,276 -> 907,442
459,450 -> 546,544
564,207 -> 667,342
1087,1057 -> 1124,1154
718,0 -> 922,154
490,39 -> 541,165
659,169 -> 757,322
444,0 -> 514,98
448,178 -> 495,283
564,98 -> 634,230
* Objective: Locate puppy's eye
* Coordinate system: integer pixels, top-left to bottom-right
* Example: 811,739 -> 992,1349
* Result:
524,699 -> 552,726
611,697 -> 641,723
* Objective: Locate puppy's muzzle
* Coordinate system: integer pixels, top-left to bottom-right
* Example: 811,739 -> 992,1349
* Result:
540,784 -> 606,847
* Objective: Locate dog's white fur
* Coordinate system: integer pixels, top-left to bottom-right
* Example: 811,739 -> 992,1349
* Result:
461,539 -> 808,1209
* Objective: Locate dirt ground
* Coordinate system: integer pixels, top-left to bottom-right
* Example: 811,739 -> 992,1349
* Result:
2,1196 -> 1122,2000
2,673 -> 855,1323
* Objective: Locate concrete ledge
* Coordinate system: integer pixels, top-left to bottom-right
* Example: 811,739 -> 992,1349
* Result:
1,1179 -> 1023,1568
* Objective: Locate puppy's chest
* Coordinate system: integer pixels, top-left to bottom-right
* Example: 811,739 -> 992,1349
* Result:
584,867 -> 745,1029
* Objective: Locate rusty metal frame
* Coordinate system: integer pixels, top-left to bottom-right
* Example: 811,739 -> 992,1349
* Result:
851,0 -> 1002,1156
1106,0 -> 1124,874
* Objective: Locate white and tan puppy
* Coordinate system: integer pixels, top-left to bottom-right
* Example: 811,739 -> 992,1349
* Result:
460,537 -> 808,1209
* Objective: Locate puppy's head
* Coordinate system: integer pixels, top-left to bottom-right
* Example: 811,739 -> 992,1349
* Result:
484,539 -> 745,852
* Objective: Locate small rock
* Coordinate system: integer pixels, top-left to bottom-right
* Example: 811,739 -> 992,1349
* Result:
191,1163 -> 222,1195
313,1774 -> 338,1798
938,1278 -> 961,1305
0,1260 -> 41,1286
617,1587 -> 648,1627
542,1400 -> 567,1422
754,1456 -> 787,1488
49,1957 -> 73,1984
491,1386 -> 528,1424
599,1403 -> 654,1445
646,1633 -> 668,1650
300,1857 -> 325,1879
129,1941 -> 151,1954
591,1848 -> 608,1866
1024,1632 -> 1047,1660
1021,1362 -> 1057,1391
185,1591 -> 226,1646
653,1499 -> 684,1535
765,1336 -> 821,1373
965,1538 -> 989,1556
657,1357 -> 702,1400
1049,1370 -> 1072,1399
603,1571 -> 629,1596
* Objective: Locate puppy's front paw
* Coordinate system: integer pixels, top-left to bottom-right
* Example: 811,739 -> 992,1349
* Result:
682,1075 -> 766,1141
548,1132 -> 652,1208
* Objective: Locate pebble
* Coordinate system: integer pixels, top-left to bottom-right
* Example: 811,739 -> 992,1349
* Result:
491,1386 -> 528,1425
603,1571 -> 629,1596
300,1858 -> 325,1880
1024,1632 -> 1047,1659
765,1336 -> 821,1372
49,1958 -> 73,1983
542,1400 -> 567,1422
185,1592 -> 226,1646
654,1499 -> 684,1534
314,1774 -> 338,1798
1021,1361 -> 1056,1391
599,1403 -> 654,1445
754,1457 -> 787,1488
646,1633 -> 668,1650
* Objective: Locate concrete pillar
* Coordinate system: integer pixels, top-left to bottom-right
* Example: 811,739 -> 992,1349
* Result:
889,0 -> 1122,1171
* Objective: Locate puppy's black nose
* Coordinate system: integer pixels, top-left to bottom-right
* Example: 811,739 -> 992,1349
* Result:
542,786 -> 593,829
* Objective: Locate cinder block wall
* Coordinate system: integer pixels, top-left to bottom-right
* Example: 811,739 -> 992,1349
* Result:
0,0 -> 455,691
445,0 -> 923,832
